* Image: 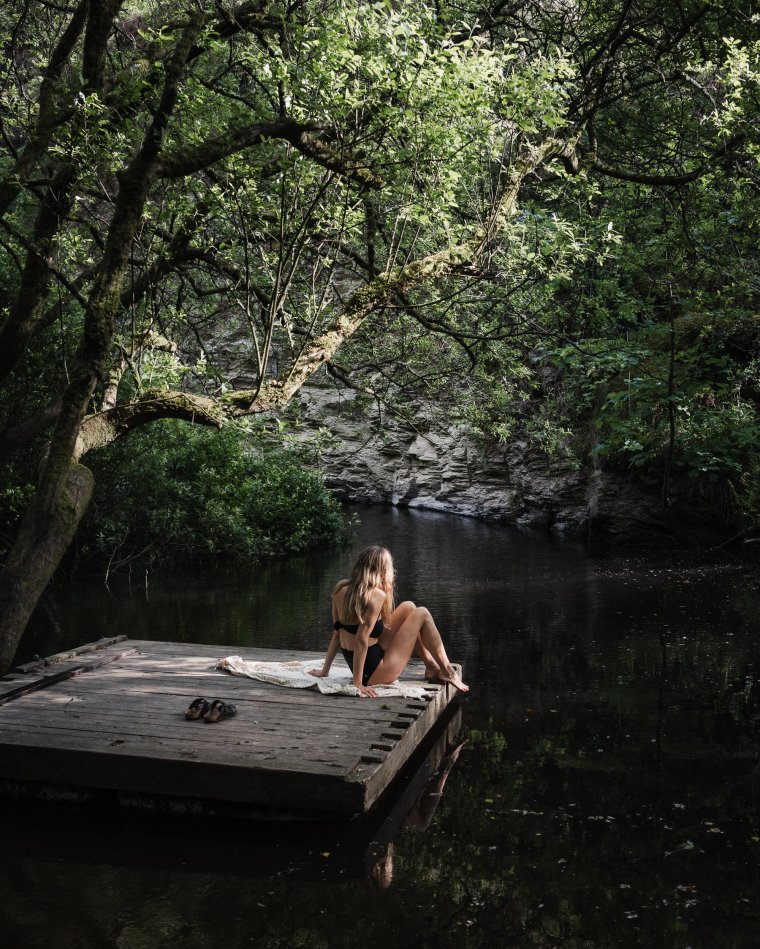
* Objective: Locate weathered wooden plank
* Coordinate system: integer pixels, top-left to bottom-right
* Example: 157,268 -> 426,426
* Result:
120,662 -> 426,704
43,661 -> 431,690
48,678 -> 439,713
2,671 -> 433,756
0,708 -> 408,753
0,707 -> 422,744
123,641 -> 428,677
28,681 -> 436,723
0,695 -> 414,732
92,645 -> 429,676
0,674 -> 29,703
366,705 -> 464,850
0,739 -> 364,813
105,651 -> 423,669
0,665 -> 87,704
0,689 -> 421,739
0,738 -> 387,783
0,720 -> 379,769
0,649 -> 138,707
125,641 -> 326,662
5,715 -> 424,753
0,642 -> 134,702
14,636 -> 129,672
4,706 -> 423,745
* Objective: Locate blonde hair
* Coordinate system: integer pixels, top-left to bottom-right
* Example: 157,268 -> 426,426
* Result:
335,545 -> 395,626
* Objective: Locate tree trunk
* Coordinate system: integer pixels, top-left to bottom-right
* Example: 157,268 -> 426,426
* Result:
0,463 -> 93,674
0,12 -> 203,675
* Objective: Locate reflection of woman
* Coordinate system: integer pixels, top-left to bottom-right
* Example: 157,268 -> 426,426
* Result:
403,739 -> 467,832
368,841 -> 394,890
309,545 -> 468,698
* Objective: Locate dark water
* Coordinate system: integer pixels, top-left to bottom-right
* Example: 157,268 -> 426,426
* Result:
3,506 -> 760,948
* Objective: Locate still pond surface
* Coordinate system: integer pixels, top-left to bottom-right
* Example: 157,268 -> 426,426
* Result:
2,505 -> 760,948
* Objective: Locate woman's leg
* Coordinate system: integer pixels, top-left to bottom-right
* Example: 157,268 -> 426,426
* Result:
384,601 -> 440,679
370,606 -> 468,691
387,600 -> 416,632
416,634 -> 441,680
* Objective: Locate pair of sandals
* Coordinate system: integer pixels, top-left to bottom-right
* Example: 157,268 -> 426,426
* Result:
185,697 -> 237,723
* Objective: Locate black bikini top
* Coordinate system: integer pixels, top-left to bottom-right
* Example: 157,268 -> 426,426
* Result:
334,618 -> 383,639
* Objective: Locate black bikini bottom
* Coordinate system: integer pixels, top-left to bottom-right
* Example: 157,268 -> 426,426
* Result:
341,641 -> 385,686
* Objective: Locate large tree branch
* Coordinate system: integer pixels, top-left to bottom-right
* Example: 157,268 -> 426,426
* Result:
561,129 -> 748,186
578,0 -> 636,80
75,389 -> 225,458
155,120 -> 308,177
0,14 -> 207,674
0,1 -> 274,222
0,216 -> 89,309
189,0 -> 278,47
0,2 -> 129,384
222,138 -> 561,415
0,393 -> 65,465
0,165 -> 78,385
589,157 -> 704,186
567,3 -> 713,130
71,138 -> 562,452
155,120 -> 384,189
0,0 -> 90,219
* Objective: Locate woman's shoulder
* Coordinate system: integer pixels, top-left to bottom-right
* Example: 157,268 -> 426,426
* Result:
366,585 -> 386,606
332,578 -> 349,596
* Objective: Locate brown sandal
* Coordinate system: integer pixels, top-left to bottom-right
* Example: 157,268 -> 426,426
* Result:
185,697 -> 210,720
204,699 -> 237,723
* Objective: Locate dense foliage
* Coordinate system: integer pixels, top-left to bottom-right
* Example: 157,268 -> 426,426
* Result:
0,0 -> 758,669
327,3 -> 760,516
77,423 -> 349,572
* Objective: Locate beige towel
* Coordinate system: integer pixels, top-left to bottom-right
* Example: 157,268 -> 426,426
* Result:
216,656 -> 429,699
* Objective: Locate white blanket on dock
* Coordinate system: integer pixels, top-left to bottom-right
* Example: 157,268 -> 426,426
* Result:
215,656 -> 429,699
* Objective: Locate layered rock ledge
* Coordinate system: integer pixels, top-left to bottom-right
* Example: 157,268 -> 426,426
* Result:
292,381 -> 681,539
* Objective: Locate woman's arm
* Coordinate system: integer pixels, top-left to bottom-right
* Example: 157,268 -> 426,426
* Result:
351,588 -> 385,697
351,629 -> 371,691
308,629 -> 341,677
309,585 -> 346,677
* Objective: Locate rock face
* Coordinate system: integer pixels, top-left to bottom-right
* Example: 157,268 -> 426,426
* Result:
291,380 -> 686,539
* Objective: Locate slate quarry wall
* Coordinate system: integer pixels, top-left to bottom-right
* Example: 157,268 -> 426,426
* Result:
292,381 -> 677,539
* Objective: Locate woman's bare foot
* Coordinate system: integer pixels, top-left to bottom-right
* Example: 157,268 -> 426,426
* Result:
440,666 -> 469,693
424,662 -> 442,681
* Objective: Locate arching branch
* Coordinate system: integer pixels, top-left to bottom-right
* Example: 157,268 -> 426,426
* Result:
155,121 -> 384,190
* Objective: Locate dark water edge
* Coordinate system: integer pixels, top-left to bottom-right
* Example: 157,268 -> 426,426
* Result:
3,505 -> 760,948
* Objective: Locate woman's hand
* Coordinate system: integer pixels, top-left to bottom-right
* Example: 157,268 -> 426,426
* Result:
355,684 -> 378,698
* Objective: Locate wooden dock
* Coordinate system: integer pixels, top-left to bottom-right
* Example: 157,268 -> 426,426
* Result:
0,638 -> 462,819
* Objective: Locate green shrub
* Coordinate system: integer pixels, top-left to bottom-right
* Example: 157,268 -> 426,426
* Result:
76,421 -> 349,572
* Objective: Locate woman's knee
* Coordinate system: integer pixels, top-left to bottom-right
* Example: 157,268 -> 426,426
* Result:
413,606 -> 431,622
391,601 -> 416,629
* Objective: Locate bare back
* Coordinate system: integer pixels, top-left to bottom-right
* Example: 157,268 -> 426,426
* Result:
332,581 -> 384,649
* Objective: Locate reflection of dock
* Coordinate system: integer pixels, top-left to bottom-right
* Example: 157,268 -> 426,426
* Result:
0,638 -> 462,818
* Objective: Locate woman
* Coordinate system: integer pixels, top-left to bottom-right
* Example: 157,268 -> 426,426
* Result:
309,545 -> 468,697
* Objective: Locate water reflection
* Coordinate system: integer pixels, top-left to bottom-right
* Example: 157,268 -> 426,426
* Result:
6,505 -> 760,947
